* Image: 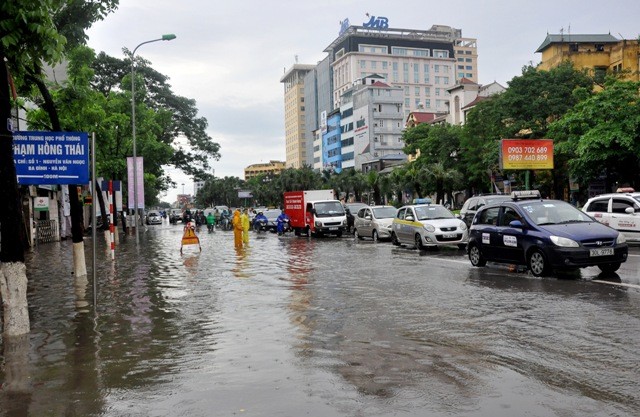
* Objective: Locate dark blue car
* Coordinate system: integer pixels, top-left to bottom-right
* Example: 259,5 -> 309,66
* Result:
467,190 -> 628,276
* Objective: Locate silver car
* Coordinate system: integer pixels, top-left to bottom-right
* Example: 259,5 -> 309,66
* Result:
354,205 -> 398,242
391,204 -> 468,250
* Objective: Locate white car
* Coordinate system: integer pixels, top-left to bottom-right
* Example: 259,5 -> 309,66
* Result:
391,204 -> 468,250
582,191 -> 640,243
354,205 -> 397,241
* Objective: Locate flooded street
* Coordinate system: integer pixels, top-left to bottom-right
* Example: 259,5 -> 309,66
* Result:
2,220 -> 640,416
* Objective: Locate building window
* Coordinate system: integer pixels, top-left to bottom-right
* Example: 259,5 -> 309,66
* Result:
465,58 -> 472,62
458,65 -> 464,69
443,76 -> 450,84
458,57 -> 464,62
414,87 -> 420,95
423,64 -> 429,73
382,61 -> 388,70
435,76 -> 441,84
434,64 -> 440,73
424,87 -> 430,96
433,50 -> 449,58
404,86 -> 410,96
405,98 -> 410,107
594,66 -> 607,84
466,66 -> 473,70
371,61 -> 377,70
425,99 -> 431,108
415,99 -> 421,108
414,66 -> 419,83
466,73 -> 473,78
435,88 -> 440,96
360,60 -> 366,69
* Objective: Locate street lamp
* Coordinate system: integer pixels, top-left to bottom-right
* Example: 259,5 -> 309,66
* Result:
131,33 -> 176,245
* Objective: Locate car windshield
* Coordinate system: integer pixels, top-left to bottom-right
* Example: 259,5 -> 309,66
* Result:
522,201 -> 593,225
372,207 -> 397,218
315,202 -> 345,217
414,205 -> 454,220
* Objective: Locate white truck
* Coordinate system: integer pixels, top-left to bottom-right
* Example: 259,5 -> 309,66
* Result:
283,190 -> 347,237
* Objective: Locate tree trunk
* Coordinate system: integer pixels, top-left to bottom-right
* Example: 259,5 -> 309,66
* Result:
28,69 -> 87,276
0,53 -> 30,336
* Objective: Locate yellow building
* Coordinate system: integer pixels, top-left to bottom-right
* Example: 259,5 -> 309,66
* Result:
536,33 -> 640,82
244,160 -> 285,180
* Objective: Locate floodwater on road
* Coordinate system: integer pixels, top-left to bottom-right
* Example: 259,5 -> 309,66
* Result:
1,221 -> 640,416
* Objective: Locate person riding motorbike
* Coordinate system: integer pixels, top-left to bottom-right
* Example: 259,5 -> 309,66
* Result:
252,211 -> 268,232
276,210 -> 291,235
220,209 -> 231,230
206,211 -> 216,232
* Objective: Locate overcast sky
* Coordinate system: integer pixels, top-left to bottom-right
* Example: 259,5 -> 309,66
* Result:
86,0 -> 640,203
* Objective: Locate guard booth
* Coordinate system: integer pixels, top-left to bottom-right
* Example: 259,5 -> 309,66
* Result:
31,186 -> 60,245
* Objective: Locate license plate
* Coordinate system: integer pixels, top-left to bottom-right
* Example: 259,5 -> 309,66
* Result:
590,248 -> 614,257
443,233 -> 456,238
329,227 -> 338,231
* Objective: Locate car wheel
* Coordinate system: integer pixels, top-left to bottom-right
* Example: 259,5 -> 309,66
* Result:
415,233 -> 425,251
355,229 -> 363,240
528,249 -> 550,277
468,244 -> 486,267
457,243 -> 467,250
598,262 -> 621,273
372,230 -> 378,242
391,232 -> 400,246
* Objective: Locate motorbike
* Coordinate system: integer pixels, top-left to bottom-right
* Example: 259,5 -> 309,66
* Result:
219,216 -> 232,231
277,218 -> 291,235
253,217 -> 268,233
207,223 -> 215,233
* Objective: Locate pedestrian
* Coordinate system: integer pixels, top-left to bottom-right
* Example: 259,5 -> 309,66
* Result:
241,208 -> 250,245
232,209 -> 243,248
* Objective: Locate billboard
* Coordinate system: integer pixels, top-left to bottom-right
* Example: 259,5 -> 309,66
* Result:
126,157 -> 145,209
500,139 -> 554,170
13,131 -> 89,184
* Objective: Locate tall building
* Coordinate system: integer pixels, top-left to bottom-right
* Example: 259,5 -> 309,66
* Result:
352,75 -> 405,171
280,64 -> 315,168
325,23 -> 476,117
536,33 -> 640,82
291,18 -> 477,172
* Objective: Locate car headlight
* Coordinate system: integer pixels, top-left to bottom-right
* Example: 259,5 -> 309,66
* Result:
423,224 -> 435,232
550,235 -> 579,247
342,219 -> 347,226
315,221 -> 322,227
617,233 -> 627,244
459,221 -> 467,231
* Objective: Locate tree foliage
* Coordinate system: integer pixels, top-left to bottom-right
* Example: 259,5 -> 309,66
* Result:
91,52 -> 221,181
549,79 -> 640,189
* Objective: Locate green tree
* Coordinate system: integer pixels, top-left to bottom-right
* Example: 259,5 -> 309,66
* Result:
0,0 -> 118,336
549,79 -> 640,190
91,52 -> 220,181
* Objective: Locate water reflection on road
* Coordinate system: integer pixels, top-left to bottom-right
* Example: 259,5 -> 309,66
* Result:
1,222 -> 640,416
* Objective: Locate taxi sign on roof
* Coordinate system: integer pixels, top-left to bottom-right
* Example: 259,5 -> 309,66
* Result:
511,190 -> 541,200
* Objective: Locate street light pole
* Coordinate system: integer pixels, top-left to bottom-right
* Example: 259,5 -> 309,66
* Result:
131,34 -> 176,245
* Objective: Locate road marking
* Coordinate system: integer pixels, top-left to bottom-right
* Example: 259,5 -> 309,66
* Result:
592,280 -> 640,290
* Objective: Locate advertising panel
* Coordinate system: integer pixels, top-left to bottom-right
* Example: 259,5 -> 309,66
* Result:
126,157 -> 145,209
500,139 -> 554,170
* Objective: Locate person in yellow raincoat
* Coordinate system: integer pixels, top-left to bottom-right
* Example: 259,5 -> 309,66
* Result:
232,209 -> 243,248
241,208 -> 250,245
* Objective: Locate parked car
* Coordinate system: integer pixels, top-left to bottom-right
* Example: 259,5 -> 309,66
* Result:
146,210 -> 162,225
262,209 -> 282,233
344,202 -> 368,234
391,204 -> 468,250
467,190 -> 629,276
582,191 -> 640,243
458,194 -> 511,228
354,205 -> 397,242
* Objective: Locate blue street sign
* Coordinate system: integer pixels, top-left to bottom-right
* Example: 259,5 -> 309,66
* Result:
13,131 -> 89,185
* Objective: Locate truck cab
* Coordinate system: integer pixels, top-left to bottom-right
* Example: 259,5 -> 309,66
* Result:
284,190 -> 347,237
